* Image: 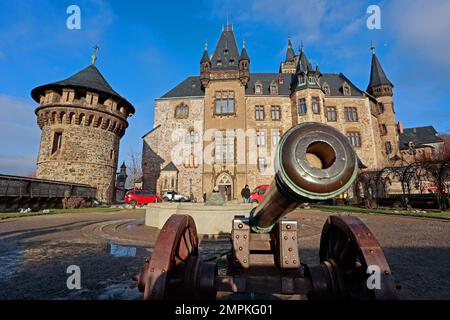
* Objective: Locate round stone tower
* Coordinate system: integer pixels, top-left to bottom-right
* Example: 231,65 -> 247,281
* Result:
31,64 -> 135,203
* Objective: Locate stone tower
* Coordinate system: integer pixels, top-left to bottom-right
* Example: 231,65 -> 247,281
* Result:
31,63 -> 135,203
366,45 -> 400,164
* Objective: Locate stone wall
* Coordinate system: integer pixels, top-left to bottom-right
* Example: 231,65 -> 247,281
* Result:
34,90 -> 129,203
142,97 -> 204,200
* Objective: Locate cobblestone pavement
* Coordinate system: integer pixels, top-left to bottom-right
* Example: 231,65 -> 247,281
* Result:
0,209 -> 449,300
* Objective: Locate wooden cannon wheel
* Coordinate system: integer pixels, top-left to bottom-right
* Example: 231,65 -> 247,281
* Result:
307,215 -> 398,300
133,214 -> 216,300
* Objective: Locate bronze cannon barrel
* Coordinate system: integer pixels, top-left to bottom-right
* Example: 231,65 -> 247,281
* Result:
249,122 -> 358,233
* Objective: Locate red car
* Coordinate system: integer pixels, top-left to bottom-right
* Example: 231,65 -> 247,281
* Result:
124,190 -> 162,205
250,184 -> 270,203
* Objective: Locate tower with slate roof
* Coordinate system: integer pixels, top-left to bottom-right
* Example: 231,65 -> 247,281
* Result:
367,44 -> 400,162
31,60 -> 135,203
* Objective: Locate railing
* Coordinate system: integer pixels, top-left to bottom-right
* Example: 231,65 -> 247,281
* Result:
0,174 -> 96,199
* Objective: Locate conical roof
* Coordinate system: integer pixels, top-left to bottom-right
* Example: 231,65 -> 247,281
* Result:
210,28 -> 240,69
285,39 -> 295,62
367,52 -> 393,90
296,48 -> 312,74
200,48 -> 210,63
239,46 -> 250,61
31,65 -> 135,114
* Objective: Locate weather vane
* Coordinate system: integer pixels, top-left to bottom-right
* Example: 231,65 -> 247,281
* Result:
371,41 -> 376,54
92,45 -> 100,65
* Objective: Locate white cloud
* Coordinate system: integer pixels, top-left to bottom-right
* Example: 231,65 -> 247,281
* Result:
0,94 -> 40,176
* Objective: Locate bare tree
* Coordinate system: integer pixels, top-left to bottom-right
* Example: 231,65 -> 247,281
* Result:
125,149 -> 143,189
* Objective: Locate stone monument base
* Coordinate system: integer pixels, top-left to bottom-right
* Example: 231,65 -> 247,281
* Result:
145,202 -> 256,235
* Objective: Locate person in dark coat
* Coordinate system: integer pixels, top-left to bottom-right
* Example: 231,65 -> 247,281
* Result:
241,185 -> 251,203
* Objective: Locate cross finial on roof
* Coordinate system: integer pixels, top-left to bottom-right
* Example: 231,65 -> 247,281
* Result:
242,39 -> 246,49
204,39 -> 208,51
92,45 -> 100,65
371,41 -> 376,54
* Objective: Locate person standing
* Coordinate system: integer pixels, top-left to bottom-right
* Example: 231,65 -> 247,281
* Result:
241,185 -> 251,203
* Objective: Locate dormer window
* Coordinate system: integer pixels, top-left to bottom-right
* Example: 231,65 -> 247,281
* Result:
224,49 -> 229,56
255,81 -> 263,95
343,82 -> 351,96
308,76 -> 315,84
229,59 -> 235,65
217,60 -> 222,67
323,82 -> 330,95
299,76 -> 306,85
270,81 -> 278,95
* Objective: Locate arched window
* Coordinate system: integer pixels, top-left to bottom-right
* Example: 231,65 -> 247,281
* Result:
175,103 -> 189,119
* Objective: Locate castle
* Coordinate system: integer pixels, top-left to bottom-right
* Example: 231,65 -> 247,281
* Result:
31,61 -> 134,203
141,25 -> 405,201
27,27 -> 443,205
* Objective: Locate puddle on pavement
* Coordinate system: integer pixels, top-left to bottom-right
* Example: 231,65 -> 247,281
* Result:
108,243 -> 151,257
109,243 -> 137,257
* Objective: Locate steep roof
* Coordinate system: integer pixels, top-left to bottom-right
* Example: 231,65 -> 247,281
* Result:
31,65 -> 135,113
321,73 -> 365,96
161,162 -> 179,172
239,46 -> 250,61
200,48 -> 210,63
296,49 -> 313,74
399,126 -> 443,150
367,52 -> 393,89
285,39 -> 295,62
160,77 -> 204,98
159,73 -> 365,98
245,73 -> 292,95
210,29 -> 240,69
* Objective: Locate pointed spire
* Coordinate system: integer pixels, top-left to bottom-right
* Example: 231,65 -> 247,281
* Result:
296,43 -> 312,74
200,40 -> 210,63
239,40 -> 250,62
285,36 -> 295,62
121,161 -> 127,169
367,44 -> 393,90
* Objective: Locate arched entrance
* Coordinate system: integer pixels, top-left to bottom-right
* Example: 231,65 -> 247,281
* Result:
216,173 -> 233,201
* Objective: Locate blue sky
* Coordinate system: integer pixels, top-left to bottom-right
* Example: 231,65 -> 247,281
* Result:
0,0 -> 449,175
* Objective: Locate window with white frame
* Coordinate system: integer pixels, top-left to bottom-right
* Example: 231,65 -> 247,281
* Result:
272,130 -> 281,147
255,105 -> 265,120
312,97 -> 320,114
215,91 -> 235,114
257,130 -> 266,146
271,105 -> 281,120
215,130 -> 235,162
298,98 -> 307,115
258,157 -> 267,172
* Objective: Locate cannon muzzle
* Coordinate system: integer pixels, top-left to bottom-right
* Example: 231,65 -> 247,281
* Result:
250,122 -> 358,232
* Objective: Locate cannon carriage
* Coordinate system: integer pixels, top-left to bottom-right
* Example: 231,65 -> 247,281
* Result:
134,123 -> 398,300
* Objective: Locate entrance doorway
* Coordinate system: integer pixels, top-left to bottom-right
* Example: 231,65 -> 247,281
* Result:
216,173 -> 233,201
